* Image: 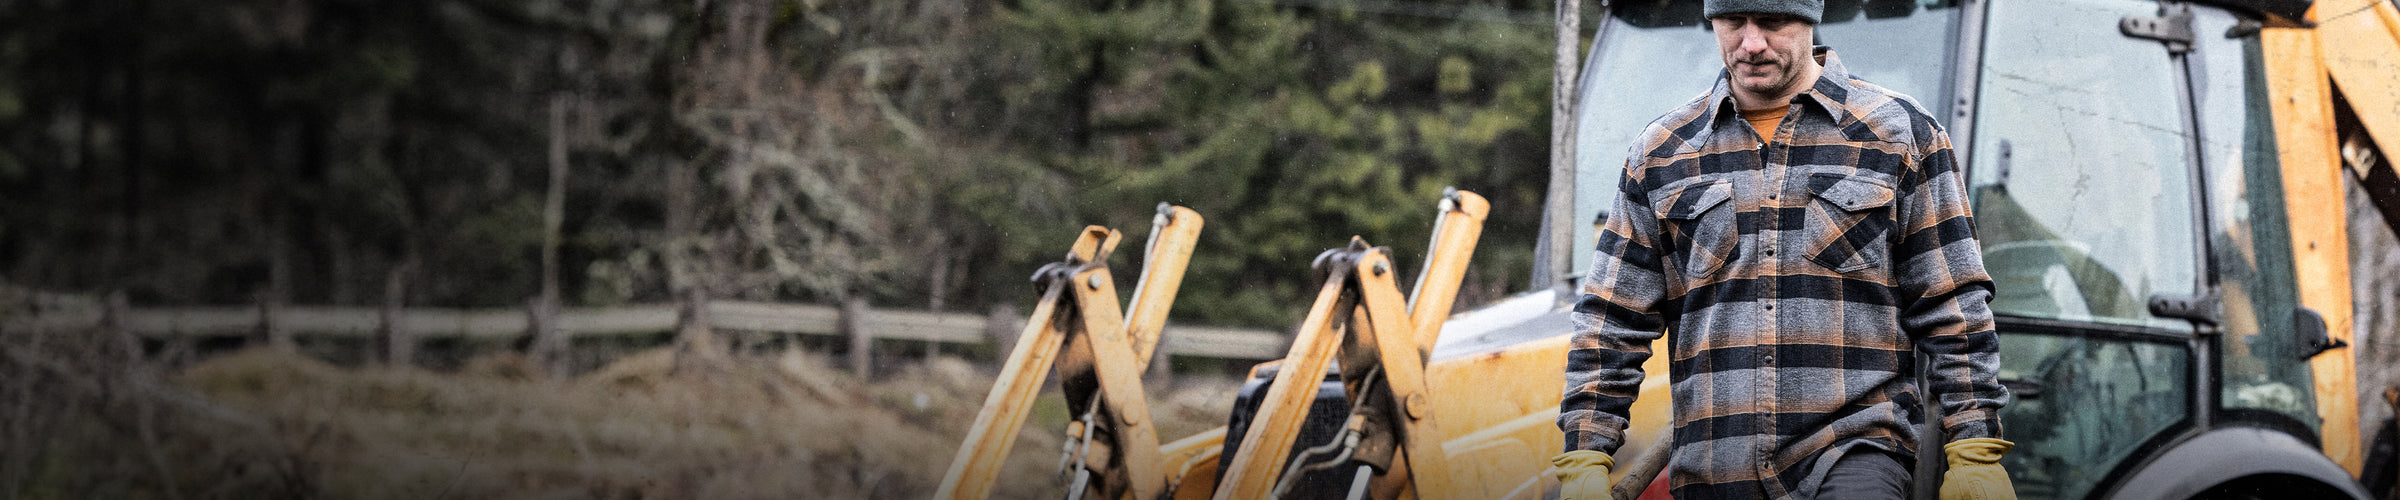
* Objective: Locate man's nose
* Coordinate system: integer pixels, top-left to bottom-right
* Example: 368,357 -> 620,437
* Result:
1739,27 -> 1770,56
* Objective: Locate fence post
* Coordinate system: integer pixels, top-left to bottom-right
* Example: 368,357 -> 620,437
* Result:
527,296 -> 564,376
105,291 -> 139,362
986,303 -> 1020,359
673,287 -> 724,370
927,238 -> 951,361
1148,337 -> 1173,388
843,296 -> 871,378
378,261 -> 416,367
257,290 -> 292,353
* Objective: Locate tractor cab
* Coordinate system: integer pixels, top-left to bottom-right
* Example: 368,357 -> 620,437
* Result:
1566,0 -> 2373,496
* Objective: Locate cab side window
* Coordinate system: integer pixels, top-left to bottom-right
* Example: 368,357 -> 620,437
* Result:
2191,6 -> 2319,432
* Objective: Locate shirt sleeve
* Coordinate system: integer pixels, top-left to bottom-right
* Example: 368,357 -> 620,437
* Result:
1894,126 -> 2011,442
1559,163 -> 1673,454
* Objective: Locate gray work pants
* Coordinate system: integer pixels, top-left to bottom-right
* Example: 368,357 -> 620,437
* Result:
1812,450 -> 1913,500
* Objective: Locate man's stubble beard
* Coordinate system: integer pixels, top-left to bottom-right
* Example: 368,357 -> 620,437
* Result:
1732,51 -> 1804,103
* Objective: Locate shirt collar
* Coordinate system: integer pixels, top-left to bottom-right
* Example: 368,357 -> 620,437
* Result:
1706,46 -> 1858,127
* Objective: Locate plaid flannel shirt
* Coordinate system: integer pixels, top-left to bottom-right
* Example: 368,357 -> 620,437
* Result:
1559,48 -> 2009,499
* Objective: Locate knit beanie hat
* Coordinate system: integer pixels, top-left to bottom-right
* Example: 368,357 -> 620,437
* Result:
1704,0 -> 1824,23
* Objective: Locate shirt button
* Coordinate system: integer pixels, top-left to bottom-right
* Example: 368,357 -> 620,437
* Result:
1766,249 -> 1776,257
1768,194 -> 1778,200
1765,304 -> 1775,311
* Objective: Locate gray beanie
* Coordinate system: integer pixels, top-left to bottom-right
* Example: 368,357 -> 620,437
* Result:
1704,0 -> 1824,23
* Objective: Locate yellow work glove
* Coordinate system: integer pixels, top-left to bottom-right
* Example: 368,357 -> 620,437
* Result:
1940,438 -> 2018,500
1551,450 -> 1616,500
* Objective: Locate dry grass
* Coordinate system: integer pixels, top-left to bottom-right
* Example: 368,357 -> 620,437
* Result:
2,327 -> 309,499
3,336 -> 1242,499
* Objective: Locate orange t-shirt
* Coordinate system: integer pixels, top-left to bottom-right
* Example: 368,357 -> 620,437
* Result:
1741,104 -> 1790,142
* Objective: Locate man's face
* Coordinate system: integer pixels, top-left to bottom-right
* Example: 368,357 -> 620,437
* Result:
1710,13 -> 1815,101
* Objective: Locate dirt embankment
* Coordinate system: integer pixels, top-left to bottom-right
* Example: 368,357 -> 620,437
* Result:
5,338 -> 1241,499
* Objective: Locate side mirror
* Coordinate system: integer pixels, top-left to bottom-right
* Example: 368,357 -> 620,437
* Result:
2294,307 -> 2348,360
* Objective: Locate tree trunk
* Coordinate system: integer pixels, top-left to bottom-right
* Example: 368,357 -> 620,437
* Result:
1539,0 -> 1583,299
529,94 -> 573,374
324,219 -> 356,305
929,233 -> 951,312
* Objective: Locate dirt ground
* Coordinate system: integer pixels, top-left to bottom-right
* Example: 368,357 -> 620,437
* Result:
1,335 -> 1243,499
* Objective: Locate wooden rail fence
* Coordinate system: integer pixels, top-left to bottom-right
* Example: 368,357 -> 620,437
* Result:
3,299 -> 1292,375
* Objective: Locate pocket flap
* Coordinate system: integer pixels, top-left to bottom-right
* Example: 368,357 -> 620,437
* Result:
1654,179 -> 1732,220
1805,173 -> 1894,212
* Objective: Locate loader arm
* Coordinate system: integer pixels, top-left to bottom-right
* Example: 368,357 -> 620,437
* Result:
937,205 -> 1205,500
2263,0 -> 2399,474
2317,0 -> 2400,236
1211,190 -> 1489,500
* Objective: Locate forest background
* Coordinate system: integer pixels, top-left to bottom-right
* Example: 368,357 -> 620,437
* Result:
0,0 -> 1572,332
12,1 -> 2400,497
0,0 -> 1588,496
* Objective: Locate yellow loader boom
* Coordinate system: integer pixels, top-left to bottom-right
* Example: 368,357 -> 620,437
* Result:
937,205 -> 1202,500
940,191 -> 1490,500
2264,0 -> 2400,474
1212,189 -> 1488,500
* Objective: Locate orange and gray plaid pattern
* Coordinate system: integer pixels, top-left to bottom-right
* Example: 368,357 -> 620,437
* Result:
1559,49 -> 2008,500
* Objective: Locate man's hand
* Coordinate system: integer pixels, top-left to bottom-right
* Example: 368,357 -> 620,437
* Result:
1940,438 -> 2017,500
1552,450 -> 1616,500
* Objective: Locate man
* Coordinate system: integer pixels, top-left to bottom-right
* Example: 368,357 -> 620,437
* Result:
1550,0 -> 2015,499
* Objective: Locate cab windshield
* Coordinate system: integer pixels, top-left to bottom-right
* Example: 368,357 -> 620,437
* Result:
1570,0 -> 1961,275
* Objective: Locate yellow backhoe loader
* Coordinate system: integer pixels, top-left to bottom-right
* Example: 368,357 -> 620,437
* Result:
940,0 -> 2400,497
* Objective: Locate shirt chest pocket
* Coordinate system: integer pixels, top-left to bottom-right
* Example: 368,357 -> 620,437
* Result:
1802,173 -> 1896,274
1654,179 -> 1737,279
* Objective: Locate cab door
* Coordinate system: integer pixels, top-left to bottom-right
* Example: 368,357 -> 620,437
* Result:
1969,0 -> 2345,498
1962,0 -> 2210,496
